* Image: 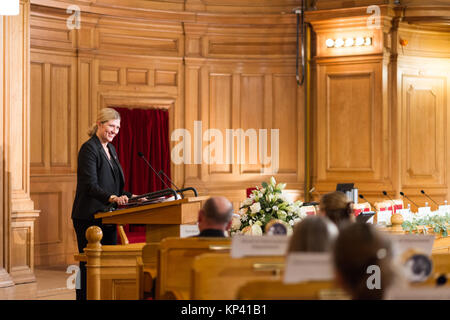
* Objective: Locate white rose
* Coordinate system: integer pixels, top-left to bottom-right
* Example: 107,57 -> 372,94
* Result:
243,198 -> 253,206
250,202 -> 261,214
239,208 -> 248,215
231,215 -> 241,230
286,225 -> 293,236
251,224 -> 263,236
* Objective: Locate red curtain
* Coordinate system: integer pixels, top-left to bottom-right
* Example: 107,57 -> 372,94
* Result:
111,107 -> 171,242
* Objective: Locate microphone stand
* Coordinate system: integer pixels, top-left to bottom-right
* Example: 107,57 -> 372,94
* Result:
158,170 -> 198,198
400,192 -> 419,210
137,152 -> 179,201
382,191 -> 397,214
358,194 -> 376,211
420,190 -> 439,206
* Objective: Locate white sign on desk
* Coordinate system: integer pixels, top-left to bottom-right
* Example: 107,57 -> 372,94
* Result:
397,209 -> 413,222
283,253 -> 333,284
439,205 -> 450,216
417,206 -> 431,217
180,224 -> 199,238
377,210 -> 392,225
388,234 -> 435,258
231,235 -> 289,258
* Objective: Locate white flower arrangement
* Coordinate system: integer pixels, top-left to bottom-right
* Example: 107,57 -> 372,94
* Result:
231,177 -> 306,236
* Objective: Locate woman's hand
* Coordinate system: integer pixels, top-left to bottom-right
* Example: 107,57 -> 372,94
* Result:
109,195 -> 129,205
132,194 -> 148,202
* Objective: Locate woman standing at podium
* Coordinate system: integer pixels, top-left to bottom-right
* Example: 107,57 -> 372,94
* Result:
71,107 -> 132,300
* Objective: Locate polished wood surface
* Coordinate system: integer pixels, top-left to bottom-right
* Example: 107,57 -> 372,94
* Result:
237,280 -> 347,300
156,237 -> 231,299
95,197 -> 203,244
191,253 -> 285,300
84,226 -> 145,300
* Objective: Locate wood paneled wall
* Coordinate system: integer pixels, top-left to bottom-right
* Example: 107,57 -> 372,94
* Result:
29,1 -> 304,266
28,0 -> 450,267
308,5 -> 450,210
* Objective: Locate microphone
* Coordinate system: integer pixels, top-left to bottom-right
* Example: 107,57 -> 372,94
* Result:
308,186 -> 321,201
400,191 -> 419,209
420,190 -> 439,206
158,170 -> 183,199
359,194 -> 376,211
382,190 -> 397,213
137,151 -> 173,192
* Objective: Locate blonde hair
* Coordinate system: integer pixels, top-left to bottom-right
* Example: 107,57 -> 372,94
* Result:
319,191 -> 353,227
87,108 -> 121,137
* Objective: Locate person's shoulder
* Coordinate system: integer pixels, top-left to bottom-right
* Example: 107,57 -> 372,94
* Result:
79,136 -> 99,153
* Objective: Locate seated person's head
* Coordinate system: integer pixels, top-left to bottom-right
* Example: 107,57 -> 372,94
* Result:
198,196 -> 233,232
333,222 -> 395,300
287,216 -> 338,253
319,191 -> 353,227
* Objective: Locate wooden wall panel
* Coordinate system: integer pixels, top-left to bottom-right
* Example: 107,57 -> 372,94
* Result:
328,73 -> 373,171
240,75 -> 265,174
402,76 -> 445,188
30,177 -> 77,266
30,53 -> 77,174
273,75 -> 298,174
316,61 -> 384,188
50,65 -> 71,167
209,74 -> 232,174
30,63 -> 45,168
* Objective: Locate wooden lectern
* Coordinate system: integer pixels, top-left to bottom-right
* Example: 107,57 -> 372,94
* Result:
94,196 -> 208,244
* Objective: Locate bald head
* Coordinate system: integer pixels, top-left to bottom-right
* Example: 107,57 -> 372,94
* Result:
202,196 -> 233,225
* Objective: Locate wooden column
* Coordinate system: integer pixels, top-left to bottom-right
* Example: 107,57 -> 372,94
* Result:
0,14 -> 14,289
85,226 -> 102,300
1,0 -> 39,285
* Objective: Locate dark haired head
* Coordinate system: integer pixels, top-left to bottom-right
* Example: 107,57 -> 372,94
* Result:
319,191 -> 353,227
333,222 -> 394,300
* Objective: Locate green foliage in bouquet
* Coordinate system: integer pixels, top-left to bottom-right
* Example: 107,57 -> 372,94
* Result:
401,213 -> 450,237
230,177 -> 306,235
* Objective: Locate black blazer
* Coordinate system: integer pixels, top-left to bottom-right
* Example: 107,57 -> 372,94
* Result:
197,229 -> 227,238
71,135 -> 131,220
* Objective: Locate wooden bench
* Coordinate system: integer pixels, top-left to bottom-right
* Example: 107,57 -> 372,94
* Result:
237,280 -> 348,300
237,254 -> 450,300
136,243 -> 159,299
191,253 -> 285,300
140,237 -> 231,300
